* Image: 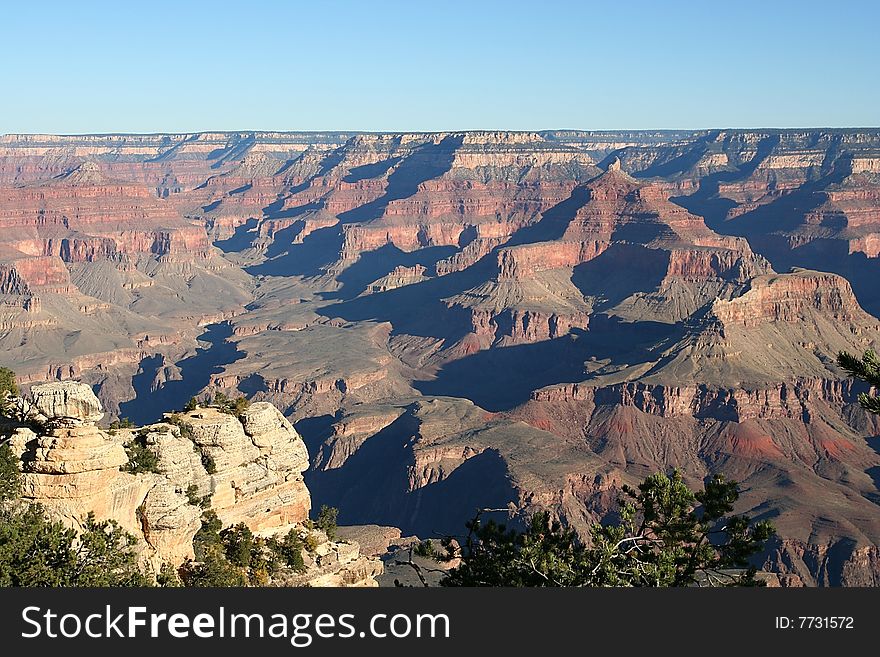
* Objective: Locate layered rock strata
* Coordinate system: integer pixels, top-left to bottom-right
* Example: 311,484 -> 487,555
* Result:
7,381 -> 380,585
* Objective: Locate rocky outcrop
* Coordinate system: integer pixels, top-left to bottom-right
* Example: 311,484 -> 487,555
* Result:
365,265 -> 427,293
710,270 -> 873,327
266,527 -> 383,587
30,380 -> 105,425
7,384 -> 381,585
466,307 -> 590,344
762,537 -> 880,587
10,421 -> 200,569
158,404 -> 311,531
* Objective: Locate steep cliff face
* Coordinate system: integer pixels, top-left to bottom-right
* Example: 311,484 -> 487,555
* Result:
0,159 -> 252,389
0,163 -> 212,258
710,270 -> 870,327
155,403 -> 311,530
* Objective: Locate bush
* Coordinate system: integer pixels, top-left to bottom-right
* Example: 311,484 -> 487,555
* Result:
0,443 -> 21,504
157,562 -> 181,587
185,484 -> 210,508
0,367 -> 19,417
267,530 -> 306,572
315,505 -> 338,540
179,548 -> 247,587
304,532 -> 321,553
184,398 -> 198,412
109,418 -> 135,430
221,523 -> 258,568
209,392 -> 250,417
201,453 -> 217,475
193,510 -> 224,560
184,512 -> 298,586
414,539 -> 439,560
121,432 -> 160,474
0,508 -> 150,587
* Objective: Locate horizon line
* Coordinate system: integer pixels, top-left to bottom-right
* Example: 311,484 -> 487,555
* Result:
3,126 -> 880,138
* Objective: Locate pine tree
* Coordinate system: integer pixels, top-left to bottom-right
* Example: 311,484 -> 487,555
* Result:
0,367 -> 18,417
442,471 -> 775,587
837,350 -> 880,415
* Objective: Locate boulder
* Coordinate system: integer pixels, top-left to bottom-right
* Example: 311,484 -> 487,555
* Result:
31,381 -> 104,425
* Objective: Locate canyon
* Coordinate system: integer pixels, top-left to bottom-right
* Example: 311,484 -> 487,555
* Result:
1,129 -> 880,585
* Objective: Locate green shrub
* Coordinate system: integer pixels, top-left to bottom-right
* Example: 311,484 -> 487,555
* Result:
0,508 -> 150,587
0,443 -> 21,504
304,532 -> 321,553
221,523 -> 258,568
157,562 -> 182,587
0,367 -> 18,417
184,484 -> 210,508
185,516 -> 287,586
209,392 -> 250,417
122,432 -> 160,474
267,530 -> 306,572
414,539 -> 439,560
201,452 -> 217,475
178,548 -> 247,587
193,510 -> 224,561
315,505 -> 338,540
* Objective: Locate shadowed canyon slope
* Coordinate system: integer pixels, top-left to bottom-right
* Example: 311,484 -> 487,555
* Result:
2,129 -> 880,585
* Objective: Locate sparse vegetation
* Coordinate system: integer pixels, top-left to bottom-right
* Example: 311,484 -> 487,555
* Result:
442,471 -> 775,587
414,538 -> 439,560
167,412 -> 218,476
157,562 -> 182,587
109,417 -> 135,430
210,391 -> 250,417
184,397 -> 198,412
315,504 -> 338,540
121,431 -> 161,474
166,414 -> 195,441
0,367 -> 19,416
838,349 -> 880,415
180,511 -> 307,586
185,484 -> 211,508
201,452 -> 217,474
267,529 -> 307,573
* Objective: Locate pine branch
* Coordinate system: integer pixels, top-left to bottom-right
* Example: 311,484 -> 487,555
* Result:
858,392 -> 880,415
838,350 -> 880,414
838,350 -> 880,386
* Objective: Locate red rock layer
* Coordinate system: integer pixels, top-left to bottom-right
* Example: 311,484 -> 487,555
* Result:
711,271 -> 869,327
531,377 -> 858,422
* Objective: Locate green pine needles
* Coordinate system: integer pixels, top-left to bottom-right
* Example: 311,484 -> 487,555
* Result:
442,471 -> 775,587
837,349 -> 880,415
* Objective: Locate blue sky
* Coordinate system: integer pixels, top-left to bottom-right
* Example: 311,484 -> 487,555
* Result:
2,0 -> 877,133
